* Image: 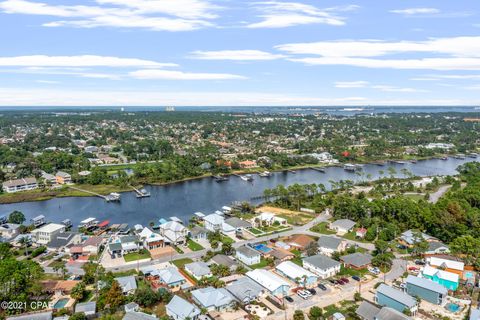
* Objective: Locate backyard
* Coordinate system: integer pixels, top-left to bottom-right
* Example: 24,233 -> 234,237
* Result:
123,250 -> 151,262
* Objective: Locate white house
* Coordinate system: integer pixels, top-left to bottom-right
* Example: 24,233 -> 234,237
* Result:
0,223 -> 21,240
159,221 -> 188,245
2,177 -> 38,193
275,261 -> 318,288
236,245 -> 261,265
204,213 -> 224,232
191,287 -> 235,312
329,219 -> 356,235
251,212 -> 287,228
246,269 -> 291,298
138,227 -> 164,250
31,223 -> 66,245
303,254 -> 341,279
166,295 -> 201,320
185,262 -> 212,280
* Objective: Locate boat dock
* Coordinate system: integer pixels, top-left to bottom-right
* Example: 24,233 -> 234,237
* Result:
68,186 -> 121,202
310,167 -> 325,173
130,185 -> 150,198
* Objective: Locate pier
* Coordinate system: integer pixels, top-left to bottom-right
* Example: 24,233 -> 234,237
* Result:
310,167 -> 325,173
130,185 -> 150,198
68,186 -> 121,202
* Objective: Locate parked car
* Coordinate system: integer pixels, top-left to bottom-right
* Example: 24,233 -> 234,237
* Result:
415,260 -> 425,265
297,291 -> 309,300
285,296 -> 294,302
341,277 -> 349,283
328,279 -> 336,284
397,244 -> 407,250
318,283 -> 327,291
337,279 -> 345,285
307,288 -> 316,295
301,289 -> 312,297
352,276 -> 361,281
408,266 -> 419,271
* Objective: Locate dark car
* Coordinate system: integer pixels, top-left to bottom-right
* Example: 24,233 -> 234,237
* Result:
341,277 -> 349,283
352,276 -> 361,281
285,296 -> 294,302
336,279 -> 345,285
415,260 -> 426,265
328,279 -> 336,284
308,288 -> 316,295
318,283 -> 327,291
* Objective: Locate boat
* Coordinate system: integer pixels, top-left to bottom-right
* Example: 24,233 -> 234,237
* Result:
410,159 -> 417,164
105,192 -> 121,202
441,156 -> 448,160
343,164 -> 357,172
453,154 -> 466,160
259,171 -> 272,177
468,153 -> 478,158
311,167 -> 326,173
136,188 -> 151,198
212,175 -> 229,182
240,174 -> 253,181
372,160 -> 386,166
392,160 -> 407,164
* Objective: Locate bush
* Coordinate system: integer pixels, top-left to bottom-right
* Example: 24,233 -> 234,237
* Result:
31,246 -> 46,258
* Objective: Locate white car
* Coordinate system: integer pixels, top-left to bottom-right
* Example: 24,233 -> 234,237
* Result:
301,290 -> 312,297
297,291 -> 309,299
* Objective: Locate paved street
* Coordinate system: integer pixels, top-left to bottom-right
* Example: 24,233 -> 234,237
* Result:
428,185 -> 451,203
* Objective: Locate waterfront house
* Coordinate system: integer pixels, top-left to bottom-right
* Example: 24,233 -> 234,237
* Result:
406,275 -> 448,305
303,254 -> 341,279
158,221 -> 188,245
31,223 -> 66,245
203,213 -> 224,232
251,212 -> 287,228
235,245 -> 261,265
375,284 -> 417,315
0,223 -> 21,240
421,265 -> 459,291
115,276 -> 137,295
166,295 -> 201,320
246,269 -> 291,298
41,172 -> 57,185
223,217 -> 252,233
185,261 -> 212,280
329,219 -> 356,235
189,225 -> 208,240
46,232 -> 81,251
191,287 -> 235,312
287,234 -> 315,251
138,227 -> 164,250
226,276 -> 266,304
209,254 -> 238,272
340,253 -> 373,270
238,160 -> 258,169
317,235 -> 347,256
55,171 -> 72,184
2,177 -> 38,193
275,261 -> 318,288
81,236 -> 104,255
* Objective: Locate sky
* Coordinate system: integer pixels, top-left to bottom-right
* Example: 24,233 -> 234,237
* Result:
0,0 -> 480,107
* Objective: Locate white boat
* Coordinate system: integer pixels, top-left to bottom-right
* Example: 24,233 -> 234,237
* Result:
343,164 -> 358,172
259,171 -> 272,177
240,174 -> 253,181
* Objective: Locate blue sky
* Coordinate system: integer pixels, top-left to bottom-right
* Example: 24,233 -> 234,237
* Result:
0,0 -> 479,106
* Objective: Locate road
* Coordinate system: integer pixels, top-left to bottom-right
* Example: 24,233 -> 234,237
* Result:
428,185 -> 451,203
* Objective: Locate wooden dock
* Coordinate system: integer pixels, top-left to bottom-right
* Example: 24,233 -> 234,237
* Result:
68,186 -> 120,202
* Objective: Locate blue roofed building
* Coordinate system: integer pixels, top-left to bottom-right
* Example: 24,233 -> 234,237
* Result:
166,295 -> 201,320
191,286 -> 235,312
375,284 -> 417,315
406,275 -> 448,305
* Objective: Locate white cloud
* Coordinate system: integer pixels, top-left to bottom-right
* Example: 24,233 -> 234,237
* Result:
370,85 -> 427,93
129,69 -> 247,80
390,8 -> 440,15
334,81 -> 369,88
246,1 -> 346,28
35,80 -> 59,84
0,0 -> 219,31
0,55 -> 174,67
189,50 -> 285,61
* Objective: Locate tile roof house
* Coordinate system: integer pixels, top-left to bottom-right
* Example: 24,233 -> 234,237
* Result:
115,276 -> 137,295
246,269 -> 290,298
317,235 -> 347,256
329,219 -> 356,235
340,252 -> 373,269
191,286 -> 235,311
303,254 -> 341,279
166,295 -> 201,320
375,284 -> 417,315
236,245 -> 261,265
287,234 -> 315,251
185,261 -> 212,280
406,275 -> 448,305
226,276 -> 266,304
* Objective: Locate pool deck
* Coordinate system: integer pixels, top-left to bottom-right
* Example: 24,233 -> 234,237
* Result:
51,295 -> 75,310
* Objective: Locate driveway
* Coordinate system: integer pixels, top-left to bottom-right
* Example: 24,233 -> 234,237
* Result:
428,185 -> 451,203
385,258 -> 407,282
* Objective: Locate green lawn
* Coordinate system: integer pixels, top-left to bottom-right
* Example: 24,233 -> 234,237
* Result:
123,251 -> 151,262
337,266 -> 369,277
342,231 -> 370,243
221,235 -> 234,245
187,239 -> 204,251
48,260 -> 66,269
250,258 -> 272,269
291,257 -> 303,266
250,228 -> 263,235
310,222 -> 336,234
172,258 -> 193,269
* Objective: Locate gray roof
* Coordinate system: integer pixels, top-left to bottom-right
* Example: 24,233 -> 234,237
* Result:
47,232 -> 78,249
318,235 -> 343,250
109,242 -> 122,252
185,261 -> 211,278
210,254 -> 238,269
224,217 -> 252,229
377,284 -> 417,309
123,311 -> 158,320
75,301 -> 96,315
226,277 -> 265,303
115,275 -> 137,293
356,301 -> 380,320
157,267 -> 185,284
400,230 -> 433,245
6,311 -> 52,320
191,286 -> 234,308
331,219 -> 356,230
190,225 -> 208,237
303,254 -> 341,270
427,241 -> 448,251
341,252 -> 373,268
471,308 -> 480,320
237,245 -> 261,258
166,295 -> 201,319
120,235 -> 138,243
375,307 -> 411,320
406,275 -> 448,295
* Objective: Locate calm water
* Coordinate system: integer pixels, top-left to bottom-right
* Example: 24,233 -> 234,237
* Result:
0,157 -> 476,227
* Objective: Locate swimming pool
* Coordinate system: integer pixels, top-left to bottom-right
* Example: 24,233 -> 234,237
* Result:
465,271 -> 474,278
53,298 -> 69,309
446,303 -> 460,313
253,244 -> 272,253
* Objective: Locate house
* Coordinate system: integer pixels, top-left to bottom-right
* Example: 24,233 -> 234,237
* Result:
399,230 -> 436,247
317,235 -> 347,256
425,241 -> 450,255
331,313 -> 346,320
340,253 -> 373,269
158,221 -> 188,245
185,261 -> 212,280
75,301 -> 96,317
226,276 -> 266,304
55,171 -> 72,184
375,284 -> 417,315
209,254 -> 238,272
238,160 -> 258,169
303,254 -> 341,279
191,287 -> 235,312
329,219 -> 356,235
189,225 -> 208,240
275,261 -> 318,288
2,177 -> 38,193
47,232 -> 81,251
108,235 -> 140,256
421,265 -> 459,291
356,301 -> 381,320
41,280 -> 80,295
252,212 -> 286,228
426,257 -> 464,276
81,236 -> 104,255
471,309 -> 480,320
223,217 -> 252,232
123,311 -> 158,320
124,302 -> 139,313
31,214 -> 46,227
0,223 -> 21,240
406,275 -> 448,305
138,227 -> 164,250
287,234 -> 315,251
374,307 -> 412,320
166,295 -> 201,320
236,245 -> 261,265
115,276 -> 137,295
156,267 -> 187,288
204,214 -> 224,232
356,228 -> 368,239
246,269 -> 291,298
270,248 -> 295,262
31,223 -> 66,245
41,172 -> 57,184
6,311 -> 53,320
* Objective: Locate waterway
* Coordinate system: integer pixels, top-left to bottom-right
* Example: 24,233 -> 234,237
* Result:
0,157 -> 476,227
